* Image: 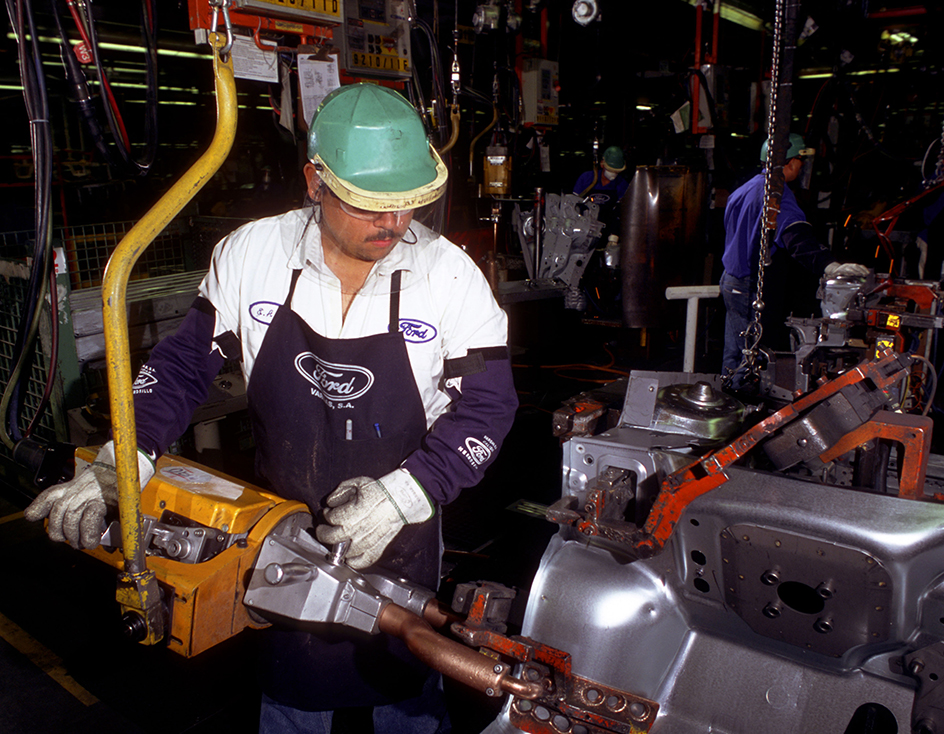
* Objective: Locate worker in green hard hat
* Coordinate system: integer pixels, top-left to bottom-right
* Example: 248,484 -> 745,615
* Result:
720,133 -> 869,387
25,83 -> 518,732
574,145 -> 630,203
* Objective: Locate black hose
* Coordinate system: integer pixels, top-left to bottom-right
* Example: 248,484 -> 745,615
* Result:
2,0 -> 55,447
83,0 -> 159,173
51,0 -> 120,169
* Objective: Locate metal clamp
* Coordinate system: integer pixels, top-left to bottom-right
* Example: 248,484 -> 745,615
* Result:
243,522 -> 435,633
209,0 -> 234,60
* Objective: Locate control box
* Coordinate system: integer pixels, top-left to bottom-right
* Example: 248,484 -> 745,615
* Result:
522,59 -> 559,125
342,0 -> 412,78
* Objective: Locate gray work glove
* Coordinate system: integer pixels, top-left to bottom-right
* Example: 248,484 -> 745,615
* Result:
824,261 -> 870,278
316,468 -> 434,570
24,440 -> 156,549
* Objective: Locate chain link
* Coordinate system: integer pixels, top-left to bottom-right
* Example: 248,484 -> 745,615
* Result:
725,0 -> 785,388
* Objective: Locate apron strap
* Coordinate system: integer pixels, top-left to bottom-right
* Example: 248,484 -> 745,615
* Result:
285,269 -> 303,307
388,270 -> 403,333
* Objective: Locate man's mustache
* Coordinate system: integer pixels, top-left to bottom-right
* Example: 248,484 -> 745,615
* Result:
367,228 -> 400,241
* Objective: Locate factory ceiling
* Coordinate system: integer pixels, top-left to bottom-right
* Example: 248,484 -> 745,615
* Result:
1,0 -> 942,227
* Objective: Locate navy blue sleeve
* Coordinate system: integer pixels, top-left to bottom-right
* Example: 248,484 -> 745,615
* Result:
574,171 -> 594,195
402,351 -> 517,506
133,297 -> 226,458
779,221 -> 836,277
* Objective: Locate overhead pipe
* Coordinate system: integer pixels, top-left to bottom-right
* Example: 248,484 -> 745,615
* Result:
101,33 -> 236,644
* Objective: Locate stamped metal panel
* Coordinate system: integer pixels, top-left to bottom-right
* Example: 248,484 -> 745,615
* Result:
494,446 -> 944,733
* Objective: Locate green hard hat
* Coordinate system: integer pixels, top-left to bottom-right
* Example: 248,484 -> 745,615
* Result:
307,84 -> 448,211
760,133 -> 813,162
601,146 -> 626,173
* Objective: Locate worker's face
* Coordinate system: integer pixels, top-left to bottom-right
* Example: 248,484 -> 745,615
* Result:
304,163 -> 414,265
783,157 -> 803,183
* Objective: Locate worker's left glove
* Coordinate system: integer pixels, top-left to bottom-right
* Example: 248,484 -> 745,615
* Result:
824,261 -> 870,278
23,440 -> 155,550
316,469 -> 434,570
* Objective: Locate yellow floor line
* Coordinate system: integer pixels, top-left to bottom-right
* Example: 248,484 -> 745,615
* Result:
0,612 -> 99,706
0,511 -> 25,526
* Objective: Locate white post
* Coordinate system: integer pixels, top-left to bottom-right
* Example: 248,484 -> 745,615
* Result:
665,285 -> 722,373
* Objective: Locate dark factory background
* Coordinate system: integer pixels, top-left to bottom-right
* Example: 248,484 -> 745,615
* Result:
1,1 -> 944,732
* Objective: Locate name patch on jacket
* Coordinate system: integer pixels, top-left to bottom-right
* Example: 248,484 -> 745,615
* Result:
250,301 -> 280,325
399,318 -> 437,343
133,365 -> 158,394
295,352 -> 375,406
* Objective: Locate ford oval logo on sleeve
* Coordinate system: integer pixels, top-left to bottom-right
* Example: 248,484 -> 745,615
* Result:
295,353 -> 375,401
399,318 -> 437,343
250,301 -> 280,325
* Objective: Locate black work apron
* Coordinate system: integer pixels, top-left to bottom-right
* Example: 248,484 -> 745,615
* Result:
247,269 -> 441,711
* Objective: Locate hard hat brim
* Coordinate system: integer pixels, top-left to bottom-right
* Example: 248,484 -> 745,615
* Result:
312,147 -> 448,212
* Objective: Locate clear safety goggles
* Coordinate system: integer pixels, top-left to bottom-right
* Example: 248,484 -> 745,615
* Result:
325,186 -> 411,223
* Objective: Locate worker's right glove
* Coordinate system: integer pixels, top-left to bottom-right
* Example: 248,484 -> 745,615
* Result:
316,469 -> 434,570
824,261 -> 870,278
24,440 -> 155,550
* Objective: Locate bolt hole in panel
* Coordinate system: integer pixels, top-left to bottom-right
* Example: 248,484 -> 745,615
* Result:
721,524 -> 892,657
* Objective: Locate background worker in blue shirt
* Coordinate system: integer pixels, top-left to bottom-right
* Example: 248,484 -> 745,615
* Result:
574,146 -> 631,240
720,134 -> 868,385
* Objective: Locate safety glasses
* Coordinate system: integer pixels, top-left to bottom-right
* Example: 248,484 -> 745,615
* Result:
324,186 -> 410,223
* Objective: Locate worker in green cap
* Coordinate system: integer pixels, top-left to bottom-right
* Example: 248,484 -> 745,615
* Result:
721,133 -> 869,387
574,145 -> 630,201
26,83 -> 518,732
573,144 -> 630,241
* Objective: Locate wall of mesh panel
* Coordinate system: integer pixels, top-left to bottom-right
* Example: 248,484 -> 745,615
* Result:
0,269 -> 61,464
0,215 -> 249,473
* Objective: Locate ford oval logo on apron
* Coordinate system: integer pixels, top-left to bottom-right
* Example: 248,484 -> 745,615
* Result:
294,352 -> 375,401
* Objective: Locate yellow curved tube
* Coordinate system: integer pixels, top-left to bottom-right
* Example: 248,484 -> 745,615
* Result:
438,104 -> 461,154
469,104 -> 498,176
101,37 -> 236,641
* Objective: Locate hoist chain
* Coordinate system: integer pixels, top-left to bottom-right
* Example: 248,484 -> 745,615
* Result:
724,0 -> 786,388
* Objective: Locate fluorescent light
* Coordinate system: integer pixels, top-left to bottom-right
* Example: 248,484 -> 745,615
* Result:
798,67 -> 901,79
126,99 -> 197,106
636,104 -> 652,111
6,33 -> 209,59
681,0 -> 764,31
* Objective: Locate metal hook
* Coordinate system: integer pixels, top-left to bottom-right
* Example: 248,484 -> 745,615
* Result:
208,0 -> 234,61
220,2 -> 234,60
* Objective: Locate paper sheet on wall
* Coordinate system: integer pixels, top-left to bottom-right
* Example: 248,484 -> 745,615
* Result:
230,35 -> 278,83
298,54 -> 341,128
279,60 -> 294,137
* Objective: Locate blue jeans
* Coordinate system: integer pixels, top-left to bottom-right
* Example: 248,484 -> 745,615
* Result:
720,271 -> 754,386
259,669 -> 451,734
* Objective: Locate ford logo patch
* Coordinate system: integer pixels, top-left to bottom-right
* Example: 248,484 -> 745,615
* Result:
399,318 -> 437,344
295,353 -> 375,401
250,301 -> 280,325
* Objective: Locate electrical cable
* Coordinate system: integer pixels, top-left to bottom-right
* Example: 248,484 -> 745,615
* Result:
2,0 -> 56,449
26,265 -> 60,438
51,0 -> 120,169
910,353 -> 938,416
79,0 -> 159,173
